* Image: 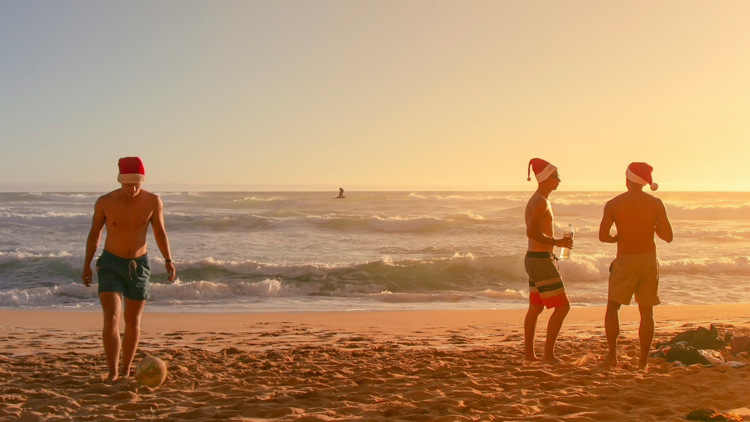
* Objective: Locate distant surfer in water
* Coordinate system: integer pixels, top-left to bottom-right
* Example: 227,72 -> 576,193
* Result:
335,188 -> 346,199
81,157 -> 176,384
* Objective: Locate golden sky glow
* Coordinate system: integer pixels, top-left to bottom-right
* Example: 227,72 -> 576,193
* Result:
1,1 -> 749,191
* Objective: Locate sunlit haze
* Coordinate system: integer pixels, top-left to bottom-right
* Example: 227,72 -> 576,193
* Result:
2,1 -> 749,191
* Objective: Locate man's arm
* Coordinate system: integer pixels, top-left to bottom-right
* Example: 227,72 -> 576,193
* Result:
151,195 -> 176,282
654,199 -> 673,243
526,198 -> 572,248
82,198 -> 106,287
599,202 -> 618,243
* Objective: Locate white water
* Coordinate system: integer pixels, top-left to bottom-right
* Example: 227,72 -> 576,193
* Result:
1,191 -> 749,312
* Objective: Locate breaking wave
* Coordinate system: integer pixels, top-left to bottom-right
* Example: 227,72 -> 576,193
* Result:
553,202 -> 750,220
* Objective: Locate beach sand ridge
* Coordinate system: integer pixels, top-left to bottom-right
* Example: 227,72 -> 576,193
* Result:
1,306 -> 749,421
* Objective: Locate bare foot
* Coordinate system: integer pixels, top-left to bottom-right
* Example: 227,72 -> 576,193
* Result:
601,356 -> 618,367
637,359 -> 648,370
524,354 -> 540,362
104,374 -> 120,385
541,355 -> 561,365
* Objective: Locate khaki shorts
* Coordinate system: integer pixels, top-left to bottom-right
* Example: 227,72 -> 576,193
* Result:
608,254 -> 660,306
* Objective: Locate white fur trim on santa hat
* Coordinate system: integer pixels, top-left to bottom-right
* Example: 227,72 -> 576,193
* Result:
535,164 -> 557,183
625,168 -> 657,191
118,174 -> 146,184
625,168 -> 648,186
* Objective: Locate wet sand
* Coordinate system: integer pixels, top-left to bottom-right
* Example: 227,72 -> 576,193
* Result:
1,304 -> 749,421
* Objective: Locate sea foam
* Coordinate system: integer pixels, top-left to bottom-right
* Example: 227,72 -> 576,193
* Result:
3,190 -> 750,310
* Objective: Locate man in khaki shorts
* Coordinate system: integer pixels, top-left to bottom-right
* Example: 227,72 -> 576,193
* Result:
599,162 -> 673,369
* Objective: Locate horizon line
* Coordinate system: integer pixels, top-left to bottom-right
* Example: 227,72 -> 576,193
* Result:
2,187 -> 749,194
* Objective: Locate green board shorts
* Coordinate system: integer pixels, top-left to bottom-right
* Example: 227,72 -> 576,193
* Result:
96,250 -> 151,301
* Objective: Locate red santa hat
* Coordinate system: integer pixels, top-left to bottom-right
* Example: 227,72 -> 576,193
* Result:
626,162 -> 658,191
527,158 -> 558,183
117,157 -> 146,184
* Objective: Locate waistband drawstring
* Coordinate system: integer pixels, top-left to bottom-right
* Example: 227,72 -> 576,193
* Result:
128,260 -> 137,281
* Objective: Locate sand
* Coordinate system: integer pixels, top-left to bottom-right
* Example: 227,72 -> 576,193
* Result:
1,304 -> 750,421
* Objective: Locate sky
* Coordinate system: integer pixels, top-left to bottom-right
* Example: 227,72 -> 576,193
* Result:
1,1 -> 749,192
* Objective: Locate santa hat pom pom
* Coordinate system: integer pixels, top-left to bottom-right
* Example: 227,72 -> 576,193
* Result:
527,176 -> 531,182
650,183 -> 658,191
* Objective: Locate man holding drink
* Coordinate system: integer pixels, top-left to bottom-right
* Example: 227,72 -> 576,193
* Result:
523,158 -> 573,364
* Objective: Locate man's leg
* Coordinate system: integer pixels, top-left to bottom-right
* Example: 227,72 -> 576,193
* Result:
543,303 -> 570,364
121,298 -> 146,377
638,304 -> 654,369
99,292 -> 122,383
524,304 -> 544,361
604,299 -> 622,366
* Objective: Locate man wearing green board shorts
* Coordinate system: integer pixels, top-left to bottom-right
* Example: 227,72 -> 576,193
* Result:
82,157 -> 176,384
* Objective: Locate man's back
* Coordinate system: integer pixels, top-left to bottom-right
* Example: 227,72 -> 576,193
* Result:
604,190 -> 671,255
600,163 -> 672,370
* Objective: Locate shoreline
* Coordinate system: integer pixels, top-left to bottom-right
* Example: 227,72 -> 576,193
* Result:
2,302 -> 749,330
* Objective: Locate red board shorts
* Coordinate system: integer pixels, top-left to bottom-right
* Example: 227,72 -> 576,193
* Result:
524,251 -> 570,309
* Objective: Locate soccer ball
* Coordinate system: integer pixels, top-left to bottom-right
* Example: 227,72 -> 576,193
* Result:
135,356 -> 168,388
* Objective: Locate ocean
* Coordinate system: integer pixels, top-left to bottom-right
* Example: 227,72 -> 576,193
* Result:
1,191 -> 749,313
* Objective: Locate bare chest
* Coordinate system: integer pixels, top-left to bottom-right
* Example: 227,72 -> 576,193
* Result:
541,209 -> 554,231
103,204 -> 153,232
524,202 -> 555,233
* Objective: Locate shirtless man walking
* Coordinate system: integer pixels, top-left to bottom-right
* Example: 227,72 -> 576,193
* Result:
82,157 -> 176,383
523,158 -> 573,364
599,162 -> 673,369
